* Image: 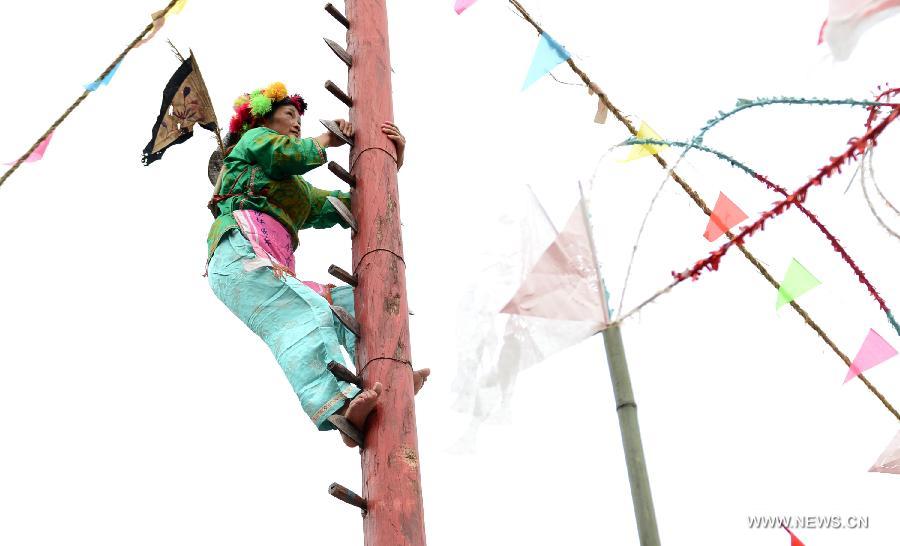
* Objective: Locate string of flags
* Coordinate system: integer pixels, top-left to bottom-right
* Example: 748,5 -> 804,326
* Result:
1,0 -> 187,179
452,0 -> 900,477
455,1 -> 617,123
624,126 -> 900,340
84,61 -> 121,91
620,130 -> 900,390
3,132 -> 53,166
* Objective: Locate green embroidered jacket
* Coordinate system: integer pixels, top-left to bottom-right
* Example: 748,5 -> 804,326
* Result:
206,127 -> 351,261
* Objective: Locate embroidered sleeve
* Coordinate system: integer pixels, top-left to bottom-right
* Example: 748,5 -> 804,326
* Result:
303,182 -> 352,230
243,128 -> 327,179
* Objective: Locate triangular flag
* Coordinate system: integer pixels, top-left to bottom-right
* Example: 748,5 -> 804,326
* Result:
844,328 -> 897,383
522,33 -> 571,90
623,122 -> 665,161
142,54 -> 218,165
776,258 -> 821,309
4,131 -> 53,166
821,0 -> 900,60
594,100 -> 608,124
136,10 -> 167,48
84,62 -> 121,92
501,200 -> 607,324
171,0 -> 189,14
455,0 -> 477,14
784,526 -> 806,546
588,84 -> 609,124
704,192 -> 748,241
869,430 -> 900,474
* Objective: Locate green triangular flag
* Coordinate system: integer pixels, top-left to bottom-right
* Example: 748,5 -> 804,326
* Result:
776,258 -> 821,309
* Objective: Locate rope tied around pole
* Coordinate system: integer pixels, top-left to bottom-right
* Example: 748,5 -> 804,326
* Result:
350,146 -> 399,171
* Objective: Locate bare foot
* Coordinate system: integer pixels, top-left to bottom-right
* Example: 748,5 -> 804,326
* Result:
339,382 -> 382,448
413,368 -> 431,394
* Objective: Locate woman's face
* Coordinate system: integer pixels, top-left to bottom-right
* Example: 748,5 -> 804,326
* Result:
264,104 -> 301,138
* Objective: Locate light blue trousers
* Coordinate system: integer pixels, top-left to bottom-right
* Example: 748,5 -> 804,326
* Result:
208,230 -> 361,430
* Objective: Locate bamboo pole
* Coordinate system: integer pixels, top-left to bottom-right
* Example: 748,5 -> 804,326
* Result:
578,183 -> 660,546
600,324 -> 661,546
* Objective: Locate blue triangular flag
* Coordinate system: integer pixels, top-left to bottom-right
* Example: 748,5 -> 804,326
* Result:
85,62 -> 121,92
522,33 -> 570,90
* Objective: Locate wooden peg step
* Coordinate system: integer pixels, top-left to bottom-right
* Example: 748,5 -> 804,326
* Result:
328,482 -> 367,513
325,80 -> 353,108
324,3 -> 350,28
330,304 -> 360,337
326,195 -> 358,233
328,161 -> 357,188
324,37 -> 352,68
327,415 -> 365,448
328,360 -> 362,388
319,119 -> 355,146
328,264 -> 358,286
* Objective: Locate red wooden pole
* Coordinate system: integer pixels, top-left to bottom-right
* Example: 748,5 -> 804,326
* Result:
344,1 -> 427,545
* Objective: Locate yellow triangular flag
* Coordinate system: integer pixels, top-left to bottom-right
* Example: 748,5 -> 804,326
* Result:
171,0 -> 188,15
623,121 -> 665,161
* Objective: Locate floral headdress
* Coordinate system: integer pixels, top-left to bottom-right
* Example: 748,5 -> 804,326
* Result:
228,82 -> 308,139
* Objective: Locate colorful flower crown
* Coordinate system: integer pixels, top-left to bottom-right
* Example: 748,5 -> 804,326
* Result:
228,82 -> 308,138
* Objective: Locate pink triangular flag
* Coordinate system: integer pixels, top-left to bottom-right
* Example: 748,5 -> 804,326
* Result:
844,328 -> 897,383
703,192 -> 748,241
869,430 -> 900,474
455,0 -> 477,14
4,132 -> 53,165
500,200 -> 607,324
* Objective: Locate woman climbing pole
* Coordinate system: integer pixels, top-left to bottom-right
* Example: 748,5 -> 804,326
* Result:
206,82 -> 429,447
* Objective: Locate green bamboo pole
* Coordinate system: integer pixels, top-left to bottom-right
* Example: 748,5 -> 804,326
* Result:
578,183 -> 660,546
600,324 -> 661,546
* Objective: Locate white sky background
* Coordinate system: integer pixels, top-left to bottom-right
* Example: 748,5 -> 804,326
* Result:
1,0 -> 900,544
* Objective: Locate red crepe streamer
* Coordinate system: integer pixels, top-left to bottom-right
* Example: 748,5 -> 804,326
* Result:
749,171 -> 891,314
673,99 -> 900,283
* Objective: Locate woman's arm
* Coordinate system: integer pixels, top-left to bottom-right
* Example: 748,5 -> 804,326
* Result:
303,185 -> 352,230
244,128 -> 328,178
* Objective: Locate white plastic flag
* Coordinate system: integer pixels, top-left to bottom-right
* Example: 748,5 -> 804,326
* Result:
451,188 -> 608,449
